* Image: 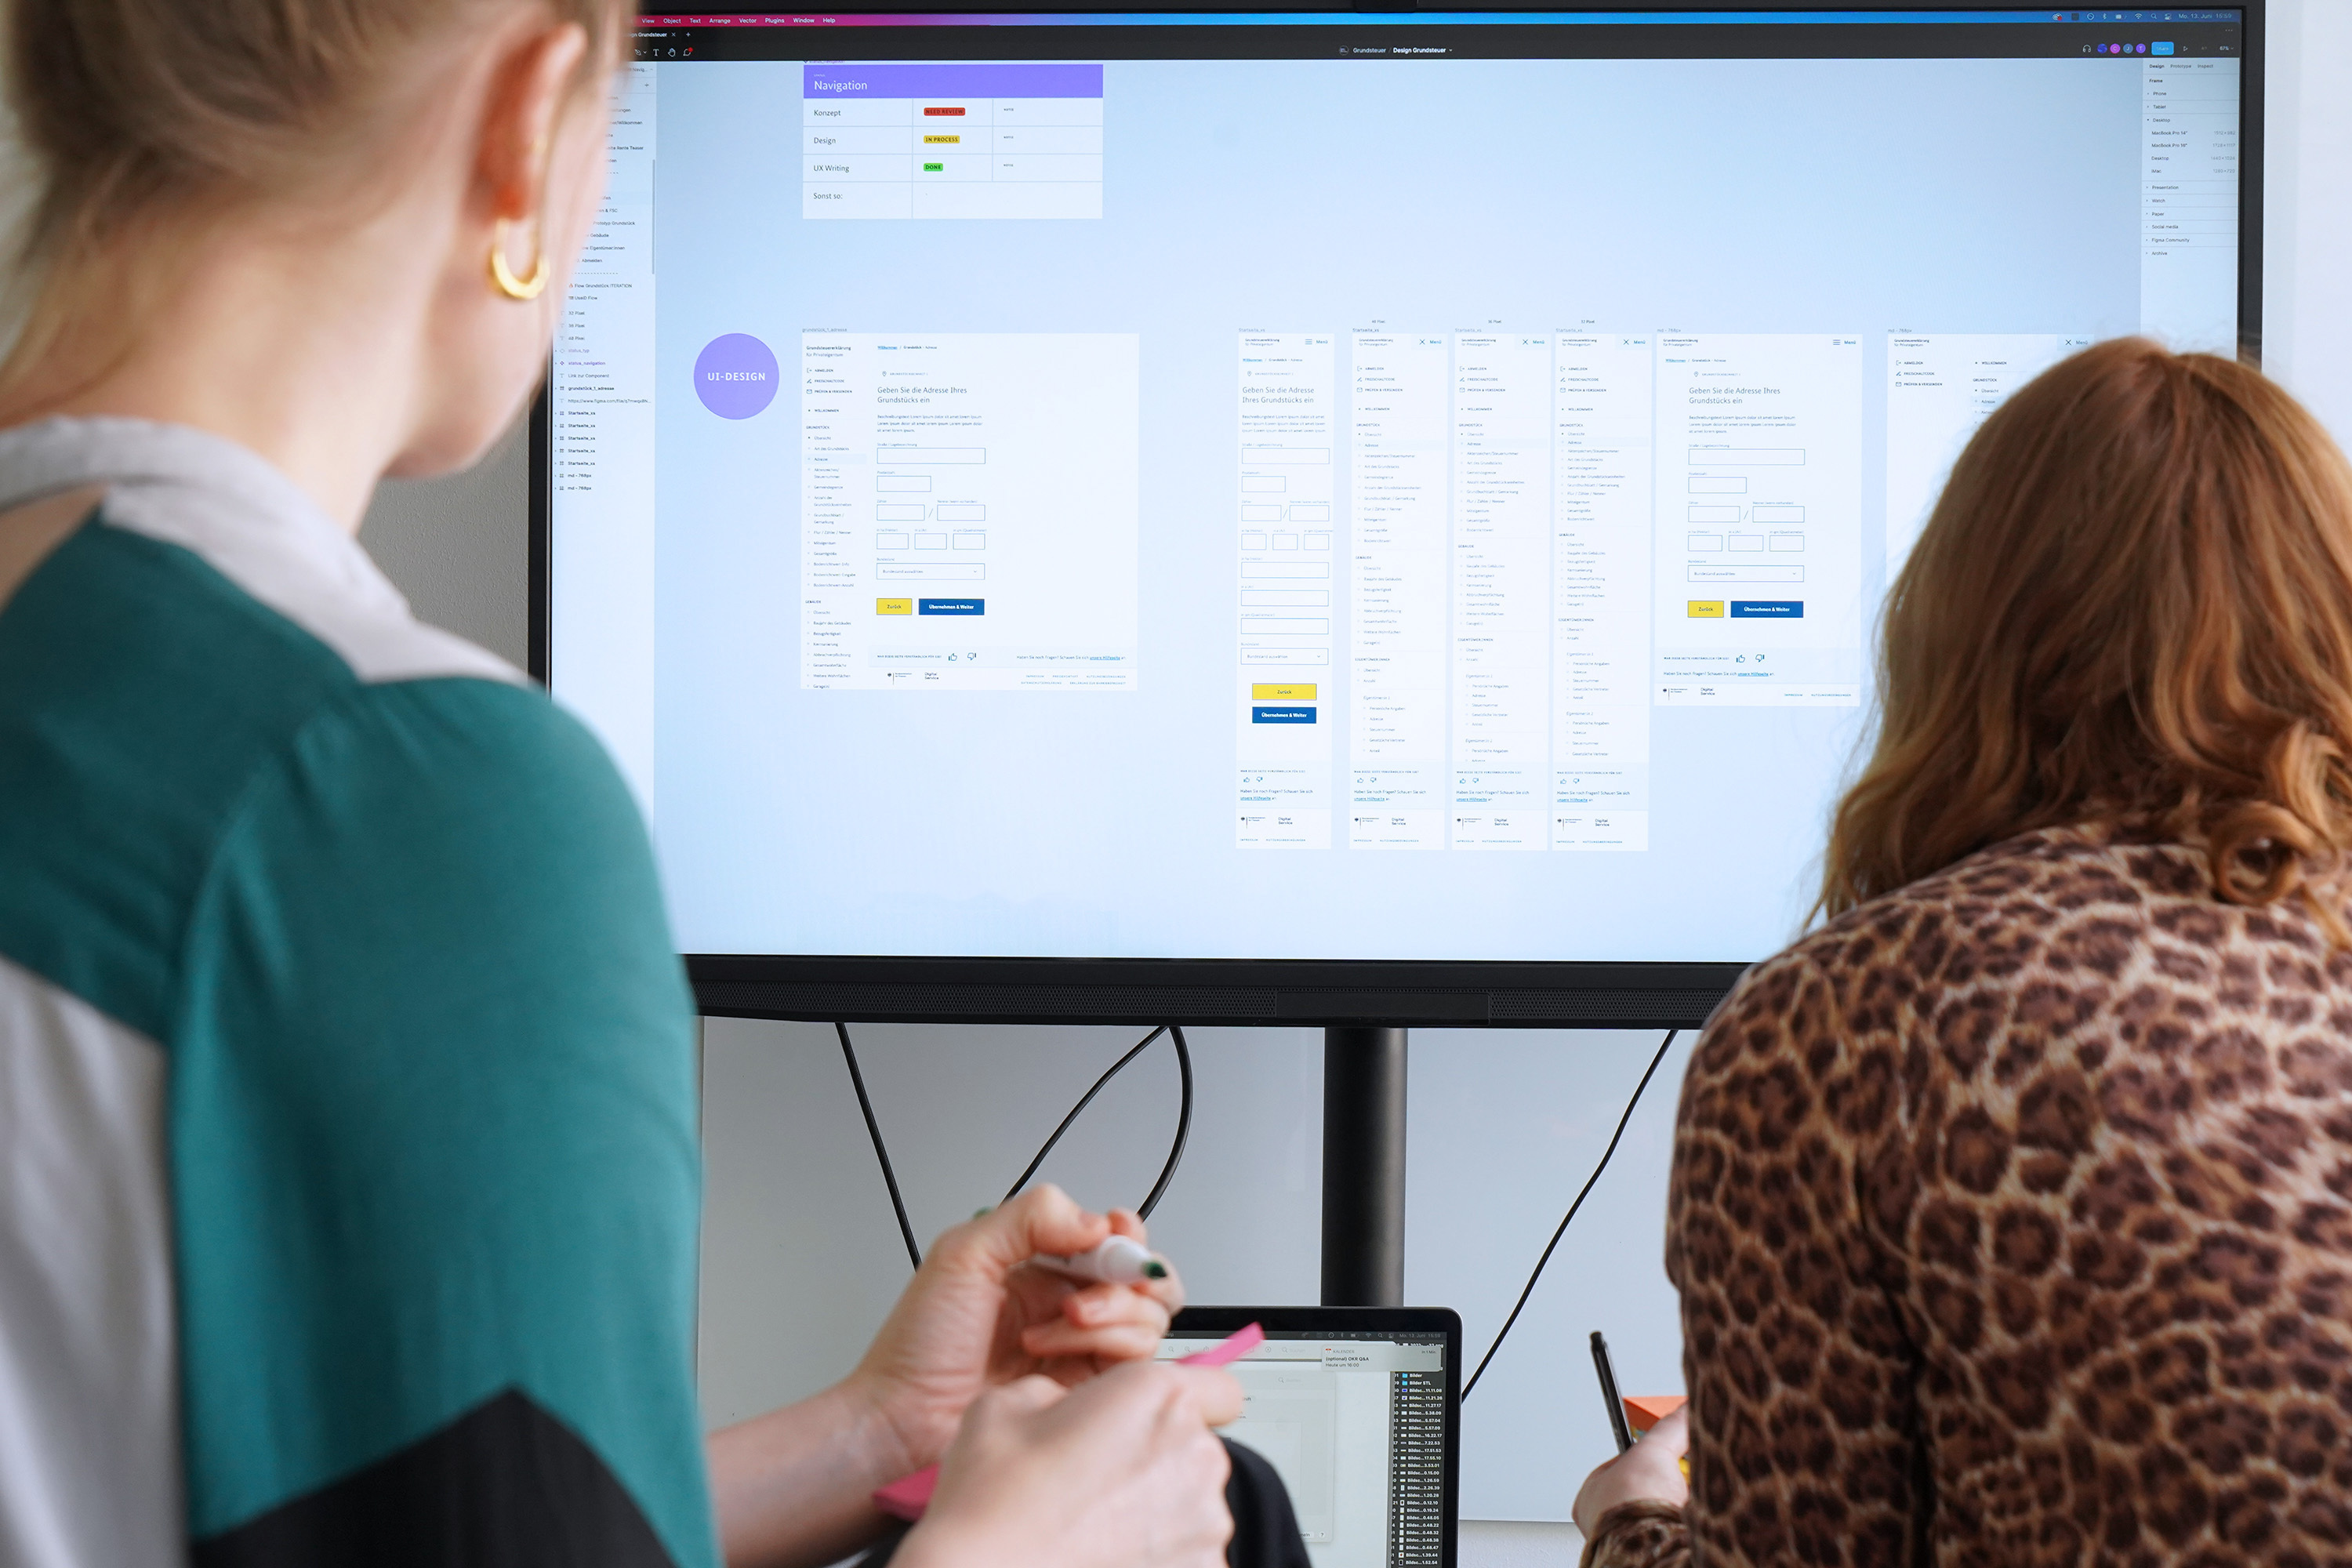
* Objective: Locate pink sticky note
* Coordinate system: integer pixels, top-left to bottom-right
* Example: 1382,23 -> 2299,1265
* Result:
1177,1320 -> 1264,1368
873,1465 -> 938,1522
870,1323 -> 1265,1523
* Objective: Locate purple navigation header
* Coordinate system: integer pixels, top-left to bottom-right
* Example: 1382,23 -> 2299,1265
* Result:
801,61 -> 1102,98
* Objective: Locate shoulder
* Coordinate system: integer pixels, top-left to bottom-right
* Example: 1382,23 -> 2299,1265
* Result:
209,676 -> 673,985
1726,828 -> 2177,1031
1686,831 -> 2163,1132
0,489 -> 600,1043
1686,829 -> 2231,1145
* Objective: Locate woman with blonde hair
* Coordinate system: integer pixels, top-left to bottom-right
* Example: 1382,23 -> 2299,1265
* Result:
0,4 -> 1249,1566
1575,338 -> 2352,1566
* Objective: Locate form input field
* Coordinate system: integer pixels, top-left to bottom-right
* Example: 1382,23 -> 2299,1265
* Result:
1752,504 -> 1806,523
1289,503 -> 1330,522
1686,532 -> 1725,551
1769,532 -> 1804,552
1242,477 -> 1287,493
1242,505 -> 1284,522
879,447 -> 986,463
1242,448 -> 1329,464
1241,532 -> 1268,550
877,563 -> 986,579
1687,504 -> 1740,524
936,503 -> 987,521
1243,562 -> 1330,579
877,503 -> 927,521
1689,475 -> 1748,493
1688,447 -> 1804,464
1242,649 -> 1330,665
1689,564 -> 1803,582
877,531 -> 911,550
1243,617 -> 1331,634
952,532 -> 987,550
877,475 -> 933,492
1243,589 -> 1332,607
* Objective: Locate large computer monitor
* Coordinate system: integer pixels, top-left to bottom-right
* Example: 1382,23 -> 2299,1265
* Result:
536,3 -> 2258,1027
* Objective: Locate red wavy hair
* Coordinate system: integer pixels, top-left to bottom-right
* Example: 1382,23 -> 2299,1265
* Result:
1823,338 -> 2352,931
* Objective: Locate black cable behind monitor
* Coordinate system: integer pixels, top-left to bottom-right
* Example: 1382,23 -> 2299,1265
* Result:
1001,1025 -> 1165,1203
1135,1025 -> 1192,1221
1003,1024 -> 1194,1221
1461,1029 -> 1681,1401
837,1022 -> 1198,1274
837,1022 -> 923,1270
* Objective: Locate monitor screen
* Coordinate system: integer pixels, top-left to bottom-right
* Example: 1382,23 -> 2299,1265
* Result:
1156,1319 -> 1455,1568
545,7 -> 2249,974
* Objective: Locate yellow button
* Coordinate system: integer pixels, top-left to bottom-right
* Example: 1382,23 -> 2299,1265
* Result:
1686,601 -> 1726,618
877,597 -> 913,615
1252,683 -> 1319,700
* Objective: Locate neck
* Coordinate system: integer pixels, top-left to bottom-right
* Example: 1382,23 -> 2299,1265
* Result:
4,208 -> 445,533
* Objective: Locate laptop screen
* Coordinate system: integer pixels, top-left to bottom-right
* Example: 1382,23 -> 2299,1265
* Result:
1159,1323 -> 1454,1567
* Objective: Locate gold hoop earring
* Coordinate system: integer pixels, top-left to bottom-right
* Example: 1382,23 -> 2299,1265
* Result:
488,219 -> 549,302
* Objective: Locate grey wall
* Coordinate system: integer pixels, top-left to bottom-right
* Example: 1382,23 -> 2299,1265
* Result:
358,420 -> 530,669
2259,0 -> 2352,436
695,1019 -> 1695,1523
352,6 -> 2352,1534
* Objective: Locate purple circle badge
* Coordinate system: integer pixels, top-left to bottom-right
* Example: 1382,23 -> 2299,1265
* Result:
694,333 -> 779,419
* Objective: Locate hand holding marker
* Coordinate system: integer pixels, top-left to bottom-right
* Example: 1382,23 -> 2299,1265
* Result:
1029,1234 -> 1171,1287
1592,1329 -> 1688,1479
873,1231 -> 1253,1526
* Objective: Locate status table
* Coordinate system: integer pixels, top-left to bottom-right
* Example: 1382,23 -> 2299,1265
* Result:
802,62 -> 1104,220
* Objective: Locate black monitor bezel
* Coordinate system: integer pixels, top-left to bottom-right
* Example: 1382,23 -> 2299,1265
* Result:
528,0 -> 2263,1030
1167,1303 -> 1462,1566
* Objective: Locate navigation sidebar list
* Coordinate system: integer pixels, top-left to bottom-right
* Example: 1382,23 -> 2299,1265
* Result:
1347,334 -> 1449,850
1449,334 -> 1553,851
550,63 -> 659,811
1552,336 -> 1653,851
1884,333 -> 2092,570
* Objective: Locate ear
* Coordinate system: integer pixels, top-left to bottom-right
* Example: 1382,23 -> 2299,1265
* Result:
474,20 -> 593,231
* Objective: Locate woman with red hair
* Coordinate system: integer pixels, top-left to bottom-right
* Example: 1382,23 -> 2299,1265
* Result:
1579,339 -> 2352,1567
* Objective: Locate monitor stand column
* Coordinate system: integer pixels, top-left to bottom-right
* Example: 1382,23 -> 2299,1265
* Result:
1320,1025 -> 1406,1306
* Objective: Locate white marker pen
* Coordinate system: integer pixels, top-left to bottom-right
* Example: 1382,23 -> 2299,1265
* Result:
1029,1234 -> 1171,1285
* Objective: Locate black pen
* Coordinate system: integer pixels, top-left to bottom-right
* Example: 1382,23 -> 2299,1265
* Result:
1591,1330 -> 1635,1454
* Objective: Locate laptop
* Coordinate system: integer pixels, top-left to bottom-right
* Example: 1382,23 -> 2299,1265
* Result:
1160,1307 -> 1462,1568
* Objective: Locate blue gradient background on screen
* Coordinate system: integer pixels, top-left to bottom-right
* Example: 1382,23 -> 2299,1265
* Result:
638,51 -> 2184,961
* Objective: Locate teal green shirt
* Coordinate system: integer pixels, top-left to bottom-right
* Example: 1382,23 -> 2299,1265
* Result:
0,418 -> 714,1568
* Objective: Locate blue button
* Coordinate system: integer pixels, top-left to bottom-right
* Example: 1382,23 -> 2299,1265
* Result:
1729,600 -> 1803,619
2152,39 -> 2174,53
917,598 -> 984,615
1251,706 -> 1316,724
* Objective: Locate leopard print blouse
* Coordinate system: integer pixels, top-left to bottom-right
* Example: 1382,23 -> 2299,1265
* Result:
1587,826 -> 2352,1568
